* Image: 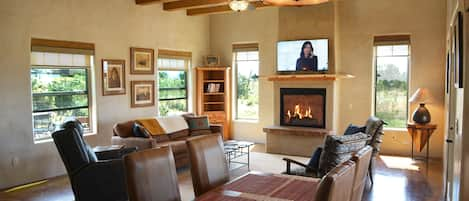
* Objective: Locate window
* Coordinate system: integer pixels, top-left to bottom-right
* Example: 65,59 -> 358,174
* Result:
233,44 -> 259,120
157,50 -> 191,116
374,36 -> 410,128
30,46 -> 94,142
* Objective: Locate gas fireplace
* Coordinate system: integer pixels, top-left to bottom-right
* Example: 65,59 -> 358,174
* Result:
280,88 -> 326,128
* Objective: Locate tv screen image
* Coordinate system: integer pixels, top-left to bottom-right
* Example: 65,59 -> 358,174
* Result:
277,39 -> 329,73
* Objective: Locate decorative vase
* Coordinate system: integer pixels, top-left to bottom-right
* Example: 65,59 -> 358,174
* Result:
412,103 -> 431,124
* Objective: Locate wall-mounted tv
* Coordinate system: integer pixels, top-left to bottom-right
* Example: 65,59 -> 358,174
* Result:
277,39 -> 329,73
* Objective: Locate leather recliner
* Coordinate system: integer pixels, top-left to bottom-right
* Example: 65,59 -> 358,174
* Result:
52,124 -> 129,201
186,134 -> 229,197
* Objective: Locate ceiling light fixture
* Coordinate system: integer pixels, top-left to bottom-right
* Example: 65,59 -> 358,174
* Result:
229,0 -> 250,12
263,0 -> 330,6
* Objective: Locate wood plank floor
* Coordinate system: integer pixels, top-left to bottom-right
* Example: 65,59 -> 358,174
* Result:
0,145 -> 443,201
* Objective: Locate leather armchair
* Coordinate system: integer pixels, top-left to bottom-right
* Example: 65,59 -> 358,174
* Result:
315,160 -> 356,201
52,127 -> 130,201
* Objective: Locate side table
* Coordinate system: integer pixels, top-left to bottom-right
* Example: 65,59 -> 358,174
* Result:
407,123 -> 437,161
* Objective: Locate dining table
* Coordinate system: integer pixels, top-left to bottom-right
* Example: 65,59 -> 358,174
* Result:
195,172 -> 321,201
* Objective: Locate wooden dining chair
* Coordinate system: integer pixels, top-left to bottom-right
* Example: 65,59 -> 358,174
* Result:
123,147 -> 181,201
315,160 -> 356,201
186,134 -> 229,197
350,146 -> 373,201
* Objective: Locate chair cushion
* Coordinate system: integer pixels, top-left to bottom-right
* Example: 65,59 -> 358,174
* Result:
318,133 -> 368,177
344,124 -> 366,135
185,116 -> 210,131
307,147 -> 323,170
132,123 -> 150,138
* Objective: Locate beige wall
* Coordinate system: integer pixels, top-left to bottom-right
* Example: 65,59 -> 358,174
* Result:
336,0 -> 447,159
210,8 -> 279,143
210,0 -> 447,159
0,0 -> 210,189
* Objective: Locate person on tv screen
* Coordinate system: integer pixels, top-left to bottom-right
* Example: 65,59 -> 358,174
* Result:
296,41 -> 318,71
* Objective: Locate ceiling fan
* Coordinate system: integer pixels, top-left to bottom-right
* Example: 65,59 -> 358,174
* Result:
229,0 -> 331,12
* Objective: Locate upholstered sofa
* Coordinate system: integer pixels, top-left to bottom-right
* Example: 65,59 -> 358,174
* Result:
112,114 -> 223,169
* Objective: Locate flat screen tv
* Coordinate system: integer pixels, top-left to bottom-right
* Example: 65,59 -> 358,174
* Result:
277,39 -> 329,73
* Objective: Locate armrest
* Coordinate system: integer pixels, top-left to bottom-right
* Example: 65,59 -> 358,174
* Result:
96,147 -> 137,160
112,136 -> 156,150
283,158 -> 309,174
210,124 -> 223,135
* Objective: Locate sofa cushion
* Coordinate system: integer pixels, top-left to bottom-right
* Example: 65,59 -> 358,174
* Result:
132,123 -> 150,138
157,140 -> 188,155
344,124 -> 366,135
169,129 -> 190,140
156,115 -> 189,134
190,129 -> 213,136
113,121 -> 135,138
185,116 -> 210,131
136,118 -> 166,136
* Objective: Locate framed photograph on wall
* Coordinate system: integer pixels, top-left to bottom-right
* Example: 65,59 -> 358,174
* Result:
204,55 -> 220,66
454,12 -> 464,88
131,80 -> 155,108
102,59 -> 126,96
130,47 -> 154,74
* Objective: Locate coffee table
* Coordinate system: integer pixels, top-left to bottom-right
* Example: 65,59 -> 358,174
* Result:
224,140 -> 254,171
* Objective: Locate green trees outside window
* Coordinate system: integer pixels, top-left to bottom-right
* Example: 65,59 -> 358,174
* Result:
235,51 -> 259,120
31,68 -> 90,140
375,44 -> 410,128
158,71 -> 187,116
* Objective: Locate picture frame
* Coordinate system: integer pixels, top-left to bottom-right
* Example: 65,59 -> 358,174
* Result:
130,47 -> 154,74
102,59 -> 126,96
204,55 -> 220,66
454,12 -> 464,88
131,80 -> 155,108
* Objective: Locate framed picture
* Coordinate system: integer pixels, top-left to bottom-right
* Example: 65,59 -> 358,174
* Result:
454,12 -> 464,88
131,80 -> 155,108
130,47 -> 154,74
102,59 -> 126,96
204,55 -> 220,66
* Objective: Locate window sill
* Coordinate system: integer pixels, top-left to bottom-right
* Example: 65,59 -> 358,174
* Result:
233,119 -> 259,124
34,132 -> 97,144
383,127 -> 407,132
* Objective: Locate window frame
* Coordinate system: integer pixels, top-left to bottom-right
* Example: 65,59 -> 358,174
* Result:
30,56 -> 94,142
373,43 -> 411,129
156,56 -> 190,116
233,50 -> 260,121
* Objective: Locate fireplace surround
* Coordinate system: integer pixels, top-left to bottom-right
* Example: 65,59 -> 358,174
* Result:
280,88 -> 326,128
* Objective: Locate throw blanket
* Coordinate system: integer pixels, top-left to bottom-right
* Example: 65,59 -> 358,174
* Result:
136,118 -> 165,136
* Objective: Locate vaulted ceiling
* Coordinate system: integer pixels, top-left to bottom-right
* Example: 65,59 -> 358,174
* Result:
135,0 -> 330,16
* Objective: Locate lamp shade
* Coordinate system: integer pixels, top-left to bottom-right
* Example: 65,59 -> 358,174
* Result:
263,0 -> 330,6
408,88 -> 433,104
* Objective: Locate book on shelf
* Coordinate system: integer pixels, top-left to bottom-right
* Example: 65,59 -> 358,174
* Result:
207,83 -> 221,93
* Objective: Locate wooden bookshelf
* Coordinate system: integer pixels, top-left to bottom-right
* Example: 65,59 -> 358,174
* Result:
196,67 -> 232,140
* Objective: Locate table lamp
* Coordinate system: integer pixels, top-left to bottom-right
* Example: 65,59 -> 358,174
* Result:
408,88 -> 432,124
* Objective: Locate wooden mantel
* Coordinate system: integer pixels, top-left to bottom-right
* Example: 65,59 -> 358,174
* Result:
262,73 -> 355,82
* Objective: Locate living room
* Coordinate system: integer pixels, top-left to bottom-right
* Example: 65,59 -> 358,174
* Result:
0,0 -> 468,201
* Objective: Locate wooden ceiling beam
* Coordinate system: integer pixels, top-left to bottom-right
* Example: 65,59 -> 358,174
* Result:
163,0 -> 229,11
187,1 -> 267,16
135,0 -> 161,5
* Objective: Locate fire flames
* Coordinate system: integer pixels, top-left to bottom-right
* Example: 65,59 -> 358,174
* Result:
287,104 -> 313,120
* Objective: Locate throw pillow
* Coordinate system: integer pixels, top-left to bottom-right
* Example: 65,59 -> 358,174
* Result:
307,147 -> 323,171
185,116 -> 210,131
133,123 -> 150,138
344,124 -> 366,135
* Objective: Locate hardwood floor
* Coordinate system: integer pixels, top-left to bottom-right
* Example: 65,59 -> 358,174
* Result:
0,145 -> 443,201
